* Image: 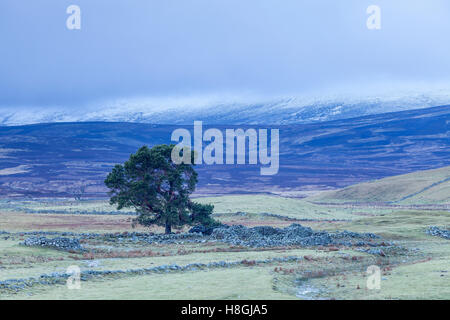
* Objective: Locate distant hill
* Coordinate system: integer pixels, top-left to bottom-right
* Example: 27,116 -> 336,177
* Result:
309,166 -> 450,205
0,105 -> 448,198
1,94 -> 450,126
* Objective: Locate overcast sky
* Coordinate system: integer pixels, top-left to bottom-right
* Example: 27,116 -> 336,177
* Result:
1,0 -> 450,109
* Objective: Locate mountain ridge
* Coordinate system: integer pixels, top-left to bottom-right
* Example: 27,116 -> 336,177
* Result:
2,93 -> 450,126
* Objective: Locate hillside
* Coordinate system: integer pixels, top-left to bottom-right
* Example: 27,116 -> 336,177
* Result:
0,105 -> 448,198
1,94 -> 450,126
309,166 -> 450,205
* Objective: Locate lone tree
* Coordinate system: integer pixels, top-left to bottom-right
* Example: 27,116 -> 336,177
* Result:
105,144 -> 217,234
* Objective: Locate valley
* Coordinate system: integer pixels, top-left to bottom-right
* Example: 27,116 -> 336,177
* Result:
0,105 -> 448,198
0,105 -> 448,300
0,166 -> 448,299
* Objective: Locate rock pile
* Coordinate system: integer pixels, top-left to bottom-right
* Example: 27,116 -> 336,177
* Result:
189,224 -> 228,235
210,224 -> 381,248
101,232 -> 205,244
7,230 -> 205,245
22,237 -> 85,252
11,223 -> 383,248
427,226 -> 450,240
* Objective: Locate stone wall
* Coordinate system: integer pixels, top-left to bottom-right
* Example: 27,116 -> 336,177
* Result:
22,237 -> 85,252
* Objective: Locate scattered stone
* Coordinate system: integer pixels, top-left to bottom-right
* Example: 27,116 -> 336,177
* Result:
210,223 -> 382,248
6,223 -> 384,249
189,224 -> 227,236
85,260 -> 100,268
427,226 -> 450,240
22,237 -> 85,252
358,248 -> 386,256
0,255 -> 304,294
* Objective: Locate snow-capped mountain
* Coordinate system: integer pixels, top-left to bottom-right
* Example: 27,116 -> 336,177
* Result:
1,91 -> 450,126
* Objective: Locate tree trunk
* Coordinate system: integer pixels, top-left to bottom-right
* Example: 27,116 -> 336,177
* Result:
165,222 -> 172,234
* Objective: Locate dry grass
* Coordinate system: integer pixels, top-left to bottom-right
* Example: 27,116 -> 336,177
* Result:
310,166 -> 450,205
0,211 -> 149,233
0,193 -> 448,300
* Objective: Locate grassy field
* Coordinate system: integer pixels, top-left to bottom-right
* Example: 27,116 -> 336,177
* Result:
10,267 -> 296,300
0,191 -> 449,300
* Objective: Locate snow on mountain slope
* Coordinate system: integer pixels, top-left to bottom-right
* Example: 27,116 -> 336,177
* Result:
1,91 -> 450,126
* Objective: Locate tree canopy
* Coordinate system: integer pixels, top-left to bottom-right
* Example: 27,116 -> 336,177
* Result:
105,144 -> 216,233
